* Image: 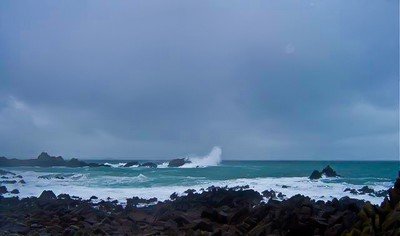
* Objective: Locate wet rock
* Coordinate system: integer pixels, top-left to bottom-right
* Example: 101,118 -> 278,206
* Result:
262,189 -> 276,199
168,158 -> 191,167
0,185 -> 7,194
309,170 -> 322,179
321,165 -> 339,177
170,192 -> 178,200
344,188 -> 358,194
123,161 -> 139,167
358,186 -> 374,194
10,189 -> 19,194
309,165 -> 339,179
90,195 -> 99,200
18,179 -> 26,184
139,162 -> 157,168
39,190 -> 57,201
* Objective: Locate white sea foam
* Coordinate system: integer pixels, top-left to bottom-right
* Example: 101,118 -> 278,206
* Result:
103,162 -> 127,168
181,146 -> 222,168
6,169 -> 392,205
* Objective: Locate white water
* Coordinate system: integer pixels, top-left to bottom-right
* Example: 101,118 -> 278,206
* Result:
180,146 -> 222,168
1,170 -> 392,205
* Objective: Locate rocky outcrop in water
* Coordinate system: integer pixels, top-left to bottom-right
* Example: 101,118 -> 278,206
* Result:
168,158 -> 191,167
309,165 -> 340,179
0,152 -> 109,168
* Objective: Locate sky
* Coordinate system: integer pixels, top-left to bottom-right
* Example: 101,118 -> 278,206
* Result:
0,0 -> 398,160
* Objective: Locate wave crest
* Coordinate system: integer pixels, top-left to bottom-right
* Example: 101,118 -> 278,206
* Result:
180,146 -> 222,168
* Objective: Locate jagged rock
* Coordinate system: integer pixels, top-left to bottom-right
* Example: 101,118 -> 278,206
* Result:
123,161 -> 139,167
309,165 -> 339,179
262,189 -> 277,199
10,189 -> 19,194
309,170 -> 322,179
321,165 -> 339,177
139,162 -> 157,168
39,190 -> 57,201
358,186 -> 374,194
168,158 -> 191,167
18,179 -> 26,184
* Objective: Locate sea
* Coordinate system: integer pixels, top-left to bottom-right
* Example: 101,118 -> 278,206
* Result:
1,147 -> 398,205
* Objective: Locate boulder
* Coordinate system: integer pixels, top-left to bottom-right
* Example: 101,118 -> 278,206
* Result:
168,158 -> 191,167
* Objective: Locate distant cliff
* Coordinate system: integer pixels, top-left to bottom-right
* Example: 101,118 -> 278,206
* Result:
0,152 -> 108,168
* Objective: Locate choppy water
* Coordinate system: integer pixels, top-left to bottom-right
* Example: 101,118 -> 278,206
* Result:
1,154 -> 397,205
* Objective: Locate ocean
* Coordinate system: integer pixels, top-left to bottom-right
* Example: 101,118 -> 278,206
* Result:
1,148 -> 397,205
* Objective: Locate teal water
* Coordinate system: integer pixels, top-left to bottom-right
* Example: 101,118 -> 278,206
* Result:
1,160 -> 398,205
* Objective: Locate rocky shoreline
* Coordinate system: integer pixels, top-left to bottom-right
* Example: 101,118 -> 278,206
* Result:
1,178 -> 399,235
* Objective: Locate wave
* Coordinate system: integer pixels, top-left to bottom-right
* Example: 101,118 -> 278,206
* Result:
103,162 -> 127,168
10,175 -> 392,205
179,146 -> 222,168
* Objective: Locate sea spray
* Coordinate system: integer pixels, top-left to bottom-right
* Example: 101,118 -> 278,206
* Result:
181,146 -> 222,168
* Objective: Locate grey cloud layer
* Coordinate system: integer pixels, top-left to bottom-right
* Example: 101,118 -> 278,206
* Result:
0,0 -> 398,159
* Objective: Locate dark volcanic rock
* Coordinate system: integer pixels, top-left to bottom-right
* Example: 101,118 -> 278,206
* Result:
139,162 -> 157,168
0,185 -> 7,194
309,170 -> 322,179
123,161 -> 139,167
39,190 -> 57,201
309,165 -> 340,179
10,189 -> 19,194
0,181 -> 399,235
321,165 -> 339,177
168,158 -> 191,167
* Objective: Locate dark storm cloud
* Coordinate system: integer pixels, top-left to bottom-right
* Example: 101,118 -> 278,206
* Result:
0,0 -> 398,159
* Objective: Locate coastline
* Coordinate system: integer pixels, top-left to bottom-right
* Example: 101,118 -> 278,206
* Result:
1,179 -> 399,235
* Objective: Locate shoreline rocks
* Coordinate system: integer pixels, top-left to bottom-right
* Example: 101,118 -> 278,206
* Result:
1,179 -> 399,235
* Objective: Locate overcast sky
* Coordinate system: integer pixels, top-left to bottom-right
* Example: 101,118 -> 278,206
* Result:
0,0 -> 398,160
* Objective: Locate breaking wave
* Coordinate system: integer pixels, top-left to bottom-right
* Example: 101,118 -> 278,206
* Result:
180,146 -> 222,168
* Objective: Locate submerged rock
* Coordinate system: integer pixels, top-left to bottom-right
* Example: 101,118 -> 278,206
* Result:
168,158 -> 191,167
